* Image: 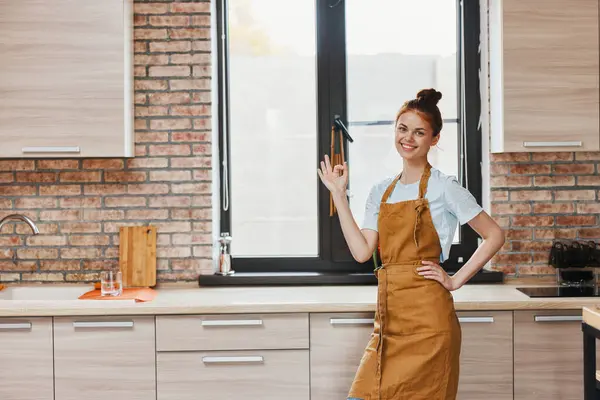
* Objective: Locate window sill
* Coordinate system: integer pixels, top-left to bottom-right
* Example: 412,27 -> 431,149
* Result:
198,270 -> 504,287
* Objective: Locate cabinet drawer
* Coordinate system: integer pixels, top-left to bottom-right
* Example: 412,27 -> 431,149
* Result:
513,309 -> 600,400
310,312 -> 374,400
54,316 -> 155,400
0,317 -> 54,400
156,313 -> 309,351
457,311 -> 513,400
157,350 -> 309,400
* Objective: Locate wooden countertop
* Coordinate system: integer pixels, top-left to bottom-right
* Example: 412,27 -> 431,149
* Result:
1,283 -> 600,317
583,305 -> 600,330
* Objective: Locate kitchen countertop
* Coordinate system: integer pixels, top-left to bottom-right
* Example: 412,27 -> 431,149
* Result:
1,282 -> 600,316
583,305 -> 600,330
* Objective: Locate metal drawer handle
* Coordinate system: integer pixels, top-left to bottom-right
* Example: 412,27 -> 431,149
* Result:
458,316 -> 495,323
22,146 -> 81,153
0,322 -> 32,330
523,141 -> 582,148
330,318 -> 374,325
202,356 -> 264,364
534,315 -> 582,322
73,321 -> 134,328
201,319 -> 263,327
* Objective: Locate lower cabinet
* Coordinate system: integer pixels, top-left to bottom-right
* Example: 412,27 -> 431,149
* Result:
457,311 -> 513,400
156,313 -> 310,400
310,311 -> 514,400
157,350 -> 309,399
3,306 -> 600,400
514,309 -> 591,400
0,317 -> 54,400
309,312 -> 375,400
53,316 -> 156,400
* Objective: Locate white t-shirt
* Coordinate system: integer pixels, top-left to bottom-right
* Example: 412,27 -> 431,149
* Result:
361,168 -> 483,262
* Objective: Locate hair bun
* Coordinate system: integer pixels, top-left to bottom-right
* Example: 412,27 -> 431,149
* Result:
416,88 -> 442,106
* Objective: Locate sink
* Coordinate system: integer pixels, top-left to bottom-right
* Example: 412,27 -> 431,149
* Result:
0,285 -> 93,301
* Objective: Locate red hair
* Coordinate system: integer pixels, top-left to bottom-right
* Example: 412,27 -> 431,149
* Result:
395,88 -> 443,136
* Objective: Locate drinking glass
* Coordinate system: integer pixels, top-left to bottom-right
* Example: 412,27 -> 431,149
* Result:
100,271 -> 122,296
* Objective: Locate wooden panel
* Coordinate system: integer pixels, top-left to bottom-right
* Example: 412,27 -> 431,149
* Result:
501,0 -> 599,152
0,0 -> 133,157
53,316 -> 155,400
310,312 -> 374,400
156,313 -> 309,351
119,226 -> 157,288
0,317 -> 53,400
514,309 -> 600,400
157,350 -> 309,400
457,311 -> 513,400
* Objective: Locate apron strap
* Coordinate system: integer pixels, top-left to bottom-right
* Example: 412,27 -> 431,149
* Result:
414,163 -> 432,248
418,163 -> 432,199
380,174 -> 402,204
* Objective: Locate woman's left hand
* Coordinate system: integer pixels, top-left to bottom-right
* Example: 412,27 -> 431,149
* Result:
417,261 -> 459,291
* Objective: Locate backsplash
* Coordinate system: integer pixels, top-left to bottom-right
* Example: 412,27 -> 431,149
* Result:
0,0 -> 213,283
490,152 -> 600,277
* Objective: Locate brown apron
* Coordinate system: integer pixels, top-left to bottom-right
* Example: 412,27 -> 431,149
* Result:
348,163 -> 461,400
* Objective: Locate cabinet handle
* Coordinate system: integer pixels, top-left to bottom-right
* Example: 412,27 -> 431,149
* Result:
73,321 -> 134,328
458,316 -> 494,323
201,319 -> 263,327
202,356 -> 264,364
330,318 -> 374,325
0,322 -> 32,330
522,141 -> 582,148
22,146 -> 81,153
534,315 -> 582,322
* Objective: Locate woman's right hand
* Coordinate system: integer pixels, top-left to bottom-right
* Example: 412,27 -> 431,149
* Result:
317,154 -> 348,195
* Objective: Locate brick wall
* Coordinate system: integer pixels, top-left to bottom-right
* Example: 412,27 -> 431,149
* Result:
490,152 -> 600,277
0,0 -> 214,284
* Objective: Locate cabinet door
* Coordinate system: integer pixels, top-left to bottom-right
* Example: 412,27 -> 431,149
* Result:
514,310 -> 591,400
0,0 -> 133,157
491,0 -> 599,152
53,316 -> 155,400
0,317 -> 53,400
457,311 -> 513,400
157,350 -> 309,400
310,312 -> 375,400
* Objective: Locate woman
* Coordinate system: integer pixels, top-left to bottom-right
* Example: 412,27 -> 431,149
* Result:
317,88 -> 505,400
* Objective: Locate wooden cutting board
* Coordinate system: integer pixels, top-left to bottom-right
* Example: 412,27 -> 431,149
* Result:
119,225 -> 157,288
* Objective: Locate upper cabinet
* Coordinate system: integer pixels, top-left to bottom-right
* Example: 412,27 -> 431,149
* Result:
490,0 -> 600,152
0,0 -> 133,158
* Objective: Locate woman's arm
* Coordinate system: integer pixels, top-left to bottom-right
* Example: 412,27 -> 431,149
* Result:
332,192 -> 379,263
317,155 -> 378,263
451,211 -> 505,289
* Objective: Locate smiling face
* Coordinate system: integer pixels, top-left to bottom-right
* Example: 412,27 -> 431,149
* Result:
394,110 -> 440,161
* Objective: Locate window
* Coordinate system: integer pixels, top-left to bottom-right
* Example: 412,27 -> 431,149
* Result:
216,0 -> 481,276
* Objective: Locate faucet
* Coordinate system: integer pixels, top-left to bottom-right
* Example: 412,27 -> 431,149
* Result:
0,214 -> 40,235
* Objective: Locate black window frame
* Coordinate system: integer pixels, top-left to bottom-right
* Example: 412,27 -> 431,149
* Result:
216,0 -> 482,275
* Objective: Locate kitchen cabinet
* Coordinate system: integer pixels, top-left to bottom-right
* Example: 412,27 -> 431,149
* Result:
310,311 -> 514,400
156,313 -> 309,351
514,309 -> 595,400
489,0 -> 600,152
157,350 -> 309,400
53,316 -> 155,400
457,311 -> 513,400
0,0 -> 133,158
156,314 -> 310,400
309,312 -> 375,400
0,317 -> 54,400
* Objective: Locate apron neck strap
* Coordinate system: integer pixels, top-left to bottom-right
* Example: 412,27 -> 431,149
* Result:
418,163 -> 432,199
381,162 -> 432,203
381,174 -> 402,203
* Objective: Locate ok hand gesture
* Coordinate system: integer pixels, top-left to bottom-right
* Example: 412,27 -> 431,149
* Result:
317,154 -> 348,196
